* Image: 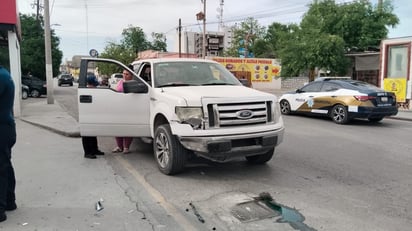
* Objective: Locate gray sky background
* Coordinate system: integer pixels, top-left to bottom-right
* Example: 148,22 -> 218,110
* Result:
17,0 -> 412,61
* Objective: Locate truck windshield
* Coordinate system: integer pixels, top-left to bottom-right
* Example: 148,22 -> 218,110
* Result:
153,61 -> 241,88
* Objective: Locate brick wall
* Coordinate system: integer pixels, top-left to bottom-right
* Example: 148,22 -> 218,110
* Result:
281,76 -> 309,90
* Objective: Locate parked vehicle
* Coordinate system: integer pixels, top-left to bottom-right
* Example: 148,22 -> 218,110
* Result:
57,74 -> 74,86
21,75 -> 47,97
22,84 -> 29,99
279,78 -> 398,124
108,73 -> 123,88
78,58 -> 284,175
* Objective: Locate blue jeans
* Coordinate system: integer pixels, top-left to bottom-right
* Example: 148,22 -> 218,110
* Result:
0,123 -> 16,211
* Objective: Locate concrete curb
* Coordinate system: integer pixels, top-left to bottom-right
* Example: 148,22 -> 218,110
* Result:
19,118 -> 81,137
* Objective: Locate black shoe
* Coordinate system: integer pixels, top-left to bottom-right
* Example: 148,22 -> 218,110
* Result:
95,150 -> 105,155
84,154 -> 97,159
6,202 -> 17,211
0,211 -> 6,222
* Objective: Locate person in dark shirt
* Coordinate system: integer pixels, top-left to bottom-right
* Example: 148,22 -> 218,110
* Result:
0,65 -> 17,222
82,75 -> 105,159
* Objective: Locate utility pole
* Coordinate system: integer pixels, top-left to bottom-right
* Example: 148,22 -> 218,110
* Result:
178,18 -> 182,58
85,1 -> 89,51
378,0 -> 383,12
44,0 -> 54,104
217,0 -> 224,32
36,0 -> 40,20
202,0 -> 206,59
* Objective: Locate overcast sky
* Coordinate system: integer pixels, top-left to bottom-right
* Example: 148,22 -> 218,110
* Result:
17,0 -> 412,61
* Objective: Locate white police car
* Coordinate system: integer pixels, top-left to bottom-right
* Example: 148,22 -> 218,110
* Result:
279,78 -> 398,124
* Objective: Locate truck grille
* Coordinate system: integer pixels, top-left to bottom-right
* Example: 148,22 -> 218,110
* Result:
207,101 -> 273,128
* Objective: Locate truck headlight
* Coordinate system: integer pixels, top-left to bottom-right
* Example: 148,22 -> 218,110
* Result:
175,107 -> 204,129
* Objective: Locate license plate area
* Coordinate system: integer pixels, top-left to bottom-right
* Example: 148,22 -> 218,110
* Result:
380,97 -> 388,102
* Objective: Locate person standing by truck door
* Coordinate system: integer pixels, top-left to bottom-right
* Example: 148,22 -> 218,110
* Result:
82,75 -> 105,159
0,65 -> 17,222
112,69 -> 134,154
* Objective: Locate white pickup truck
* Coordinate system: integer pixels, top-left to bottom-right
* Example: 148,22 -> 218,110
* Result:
78,57 -> 284,175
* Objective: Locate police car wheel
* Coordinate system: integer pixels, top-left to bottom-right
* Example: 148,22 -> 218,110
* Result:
331,104 -> 349,124
280,100 -> 291,115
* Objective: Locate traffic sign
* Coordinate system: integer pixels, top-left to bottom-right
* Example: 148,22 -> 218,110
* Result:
89,49 -> 99,57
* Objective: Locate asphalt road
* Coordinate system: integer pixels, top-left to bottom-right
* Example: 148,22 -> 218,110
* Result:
54,83 -> 412,231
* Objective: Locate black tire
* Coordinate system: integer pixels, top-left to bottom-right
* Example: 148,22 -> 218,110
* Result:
331,104 -> 349,124
245,148 -> 274,164
280,100 -> 291,115
70,82 -> 73,86
153,124 -> 187,175
30,89 -> 41,98
22,90 -> 28,99
368,117 -> 384,123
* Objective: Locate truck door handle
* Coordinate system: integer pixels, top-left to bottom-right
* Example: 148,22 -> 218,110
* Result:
79,95 -> 92,103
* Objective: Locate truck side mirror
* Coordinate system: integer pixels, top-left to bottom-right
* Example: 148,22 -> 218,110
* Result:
123,80 -> 148,94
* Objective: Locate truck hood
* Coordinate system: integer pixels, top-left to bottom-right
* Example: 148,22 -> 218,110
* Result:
160,86 -> 276,106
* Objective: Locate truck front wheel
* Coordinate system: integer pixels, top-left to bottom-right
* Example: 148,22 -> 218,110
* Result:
245,148 -> 275,164
154,124 -> 187,175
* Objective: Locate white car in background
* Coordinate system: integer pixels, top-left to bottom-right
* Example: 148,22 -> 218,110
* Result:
109,73 -> 123,88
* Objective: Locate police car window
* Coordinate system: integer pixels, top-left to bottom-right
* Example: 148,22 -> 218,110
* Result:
300,82 -> 322,92
321,82 -> 340,91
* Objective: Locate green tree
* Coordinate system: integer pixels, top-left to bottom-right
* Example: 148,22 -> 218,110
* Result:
302,0 -> 398,51
150,32 -> 167,51
100,42 -> 132,64
100,25 -> 167,64
98,42 -> 130,75
121,25 -> 150,55
19,14 -> 62,79
279,30 -> 347,78
225,17 -> 266,57
254,22 -> 297,58
278,0 -> 398,80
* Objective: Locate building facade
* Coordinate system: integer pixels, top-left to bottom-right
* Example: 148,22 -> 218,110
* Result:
380,37 -> 412,109
173,28 -> 232,58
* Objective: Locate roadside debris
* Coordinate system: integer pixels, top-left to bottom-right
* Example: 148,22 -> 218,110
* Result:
188,202 -> 205,223
95,198 -> 104,211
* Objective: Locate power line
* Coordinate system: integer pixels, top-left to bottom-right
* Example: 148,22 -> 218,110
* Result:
180,5 -> 307,30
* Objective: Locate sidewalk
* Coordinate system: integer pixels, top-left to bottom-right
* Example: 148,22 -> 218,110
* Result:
3,101 -> 155,230
20,98 -> 80,137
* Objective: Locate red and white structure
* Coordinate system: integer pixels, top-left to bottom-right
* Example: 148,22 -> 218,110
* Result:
0,0 -> 22,116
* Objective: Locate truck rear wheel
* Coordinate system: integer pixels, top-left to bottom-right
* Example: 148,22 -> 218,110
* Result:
245,148 -> 274,164
153,124 -> 187,175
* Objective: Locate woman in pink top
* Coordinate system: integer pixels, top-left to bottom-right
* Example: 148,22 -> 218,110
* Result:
112,69 -> 134,154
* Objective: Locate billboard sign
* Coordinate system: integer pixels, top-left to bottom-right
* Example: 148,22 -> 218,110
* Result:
212,57 -> 281,83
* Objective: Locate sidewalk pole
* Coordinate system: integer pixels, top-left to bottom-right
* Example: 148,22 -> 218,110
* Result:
44,0 -> 54,104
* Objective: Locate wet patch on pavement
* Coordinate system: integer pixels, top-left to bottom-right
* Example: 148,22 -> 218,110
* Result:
231,192 -> 316,231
